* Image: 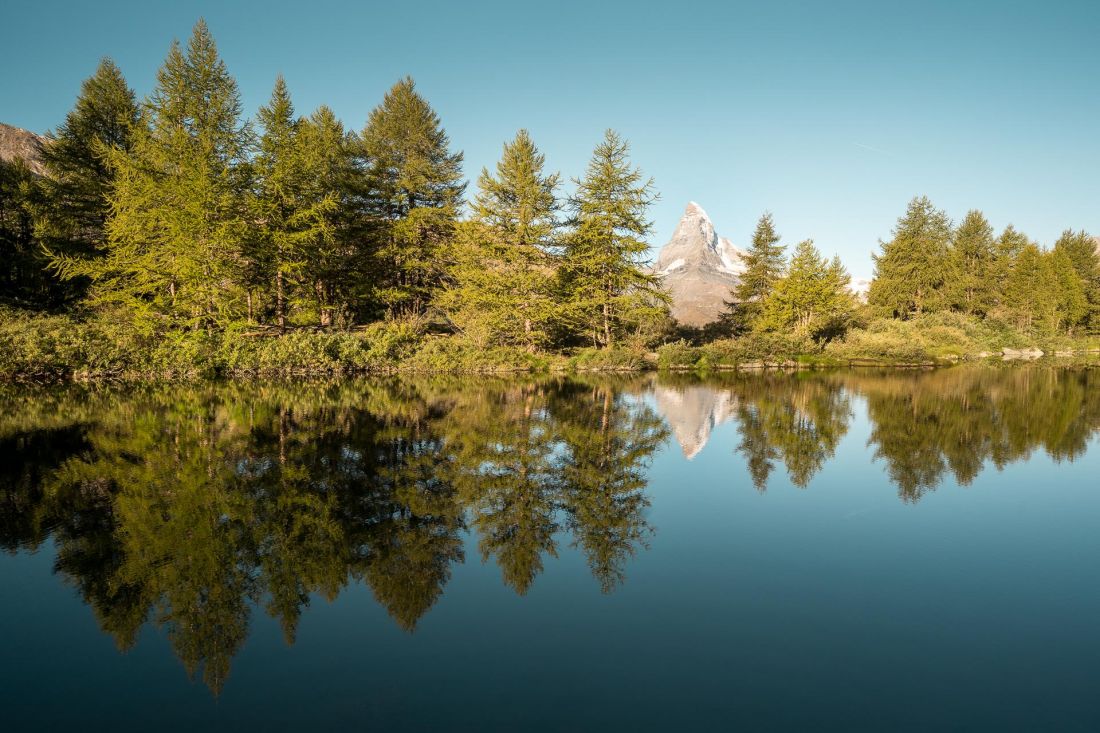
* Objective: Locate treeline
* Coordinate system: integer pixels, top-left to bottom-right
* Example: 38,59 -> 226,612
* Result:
868,197 -> 1099,335
0,20 -> 664,349
719,198 -> 1099,343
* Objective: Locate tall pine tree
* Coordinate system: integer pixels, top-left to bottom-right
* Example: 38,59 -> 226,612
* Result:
729,212 -> 785,331
440,129 -> 560,350
36,58 -> 139,305
948,209 -> 996,315
252,76 -> 336,330
560,130 -> 665,348
358,77 -> 465,318
1053,229 -> 1100,332
868,196 -> 953,318
52,20 -> 253,332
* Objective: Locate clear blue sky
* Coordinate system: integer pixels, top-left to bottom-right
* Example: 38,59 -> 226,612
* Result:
2,0 -> 1098,277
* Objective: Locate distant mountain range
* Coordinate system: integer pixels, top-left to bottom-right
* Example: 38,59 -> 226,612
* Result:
0,122 -> 46,175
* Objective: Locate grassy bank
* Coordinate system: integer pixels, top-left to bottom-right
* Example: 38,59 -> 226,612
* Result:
657,312 -> 1100,371
2,309 -> 1097,382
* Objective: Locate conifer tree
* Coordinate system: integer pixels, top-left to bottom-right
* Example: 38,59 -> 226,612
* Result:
1053,229 -> 1100,331
560,130 -> 665,348
358,77 -> 465,317
252,76 -> 336,330
52,20 -> 253,331
868,196 -> 953,317
440,130 -> 560,350
948,209 -> 996,315
0,159 -> 46,306
1047,248 -> 1088,334
36,58 -> 138,303
756,240 -> 854,340
1000,243 -> 1055,332
729,212 -> 785,330
298,106 -> 356,326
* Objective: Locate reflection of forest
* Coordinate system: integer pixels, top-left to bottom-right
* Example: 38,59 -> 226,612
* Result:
653,367 -> 1100,501
2,368 -> 1097,692
0,377 -> 666,693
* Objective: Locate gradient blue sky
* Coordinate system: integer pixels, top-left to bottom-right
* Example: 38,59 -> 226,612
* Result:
2,0 -> 1098,276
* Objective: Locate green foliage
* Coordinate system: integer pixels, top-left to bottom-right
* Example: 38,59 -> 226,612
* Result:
358,77 -> 465,317
251,76 -> 338,330
34,58 -> 139,306
569,347 -> 649,372
948,210 -> 997,315
1053,229 -> 1100,332
559,130 -> 667,348
52,20 -> 253,332
755,240 -> 855,342
869,196 -> 953,317
0,159 -> 54,307
439,131 -> 560,350
728,212 -> 786,332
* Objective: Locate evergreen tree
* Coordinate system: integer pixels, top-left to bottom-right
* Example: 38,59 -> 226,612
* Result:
1047,248 -> 1088,334
729,212 -> 785,331
36,58 -> 138,304
358,77 -> 465,317
439,129 -> 560,350
560,130 -> 665,348
991,225 -> 1031,311
756,240 -> 855,341
252,76 -> 336,330
868,196 -> 953,317
51,20 -> 253,331
948,209 -> 996,315
1000,243 -> 1055,332
298,106 -> 357,326
0,159 -> 48,307
1053,229 -> 1100,332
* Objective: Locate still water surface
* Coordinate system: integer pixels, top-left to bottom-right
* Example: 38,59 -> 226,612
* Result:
2,367 -> 1099,731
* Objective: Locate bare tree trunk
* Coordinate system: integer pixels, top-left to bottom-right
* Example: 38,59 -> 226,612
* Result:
276,270 -> 286,332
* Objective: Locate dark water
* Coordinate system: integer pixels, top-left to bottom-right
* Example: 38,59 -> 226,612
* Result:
2,367 -> 1099,731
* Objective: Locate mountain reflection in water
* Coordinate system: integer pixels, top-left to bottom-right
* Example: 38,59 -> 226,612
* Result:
1,367 -> 1097,695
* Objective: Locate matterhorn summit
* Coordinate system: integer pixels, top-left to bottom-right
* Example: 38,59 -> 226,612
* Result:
654,202 -> 747,326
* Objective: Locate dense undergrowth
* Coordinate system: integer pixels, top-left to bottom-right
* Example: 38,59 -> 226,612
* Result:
2,308 -> 1097,382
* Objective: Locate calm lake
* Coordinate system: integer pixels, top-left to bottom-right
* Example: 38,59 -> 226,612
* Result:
2,367 -> 1099,731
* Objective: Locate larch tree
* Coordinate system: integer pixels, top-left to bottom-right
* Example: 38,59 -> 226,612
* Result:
253,76 -> 336,330
298,105 -> 356,326
440,129 -> 560,350
756,240 -> 854,341
729,212 -> 786,331
1000,243 -> 1054,332
358,77 -> 465,318
1046,248 -> 1088,334
948,209 -> 996,315
36,58 -> 138,304
52,19 -> 253,332
560,129 -> 665,348
868,196 -> 953,318
1053,229 -> 1100,332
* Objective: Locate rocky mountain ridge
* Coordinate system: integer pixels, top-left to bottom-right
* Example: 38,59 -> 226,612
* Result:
653,202 -> 747,326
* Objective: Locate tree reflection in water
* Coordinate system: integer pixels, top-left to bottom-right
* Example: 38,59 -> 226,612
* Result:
1,367 -> 1097,692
